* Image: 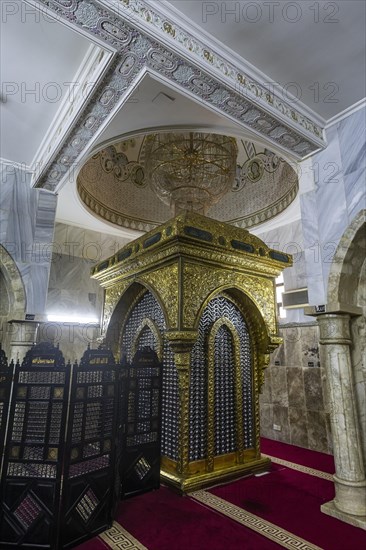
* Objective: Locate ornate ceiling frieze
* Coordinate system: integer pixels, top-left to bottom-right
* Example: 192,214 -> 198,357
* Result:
106,0 -> 324,136
33,44 -> 113,175
77,134 -> 298,231
30,0 -> 326,191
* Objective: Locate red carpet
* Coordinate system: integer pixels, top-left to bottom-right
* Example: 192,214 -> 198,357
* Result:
75,538 -> 109,549
114,486 -> 282,550
209,464 -> 365,549
75,439 -> 366,549
261,437 -> 335,474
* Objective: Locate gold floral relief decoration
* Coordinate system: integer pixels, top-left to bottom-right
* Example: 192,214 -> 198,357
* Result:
139,264 -> 179,329
253,352 -> 261,456
176,365 -> 191,475
258,354 -> 271,393
103,280 -> 132,333
182,263 -> 276,333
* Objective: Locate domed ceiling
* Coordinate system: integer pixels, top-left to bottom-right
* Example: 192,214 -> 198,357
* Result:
77,132 -> 298,232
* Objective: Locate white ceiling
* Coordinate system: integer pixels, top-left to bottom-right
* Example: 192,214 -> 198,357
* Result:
95,75 -> 248,147
165,0 -> 366,120
57,74 -> 253,235
1,0 -> 365,238
0,0 -> 91,166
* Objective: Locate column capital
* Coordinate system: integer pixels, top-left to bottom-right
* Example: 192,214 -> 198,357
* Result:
305,302 -> 362,317
317,313 -> 351,345
165,330 -> 198,356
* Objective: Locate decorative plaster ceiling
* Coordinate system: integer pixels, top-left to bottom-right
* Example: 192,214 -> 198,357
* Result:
0,0 -> 93,166
77,132 -> 298,231
165,0 -> 366,120
20,0 -> 326,193
2,0 -> 364,238
94,75 -> 246,146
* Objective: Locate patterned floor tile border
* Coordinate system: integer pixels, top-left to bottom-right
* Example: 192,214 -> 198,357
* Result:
99,521 -> 148,550
190,490 -> 323,550
263,454 -> 334,481
97,454 -> 332,549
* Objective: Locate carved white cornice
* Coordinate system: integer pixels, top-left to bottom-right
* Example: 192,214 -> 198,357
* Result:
325,98 -> 366,129
30,42 -> 115,184
0,157 -> 33,173
115,0 -> 326,132
155,0 -> 327,127
27,0 -> 326,192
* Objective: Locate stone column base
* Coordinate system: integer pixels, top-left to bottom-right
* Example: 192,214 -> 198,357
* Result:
321,500 -> 366,531
333,474 -> 366,516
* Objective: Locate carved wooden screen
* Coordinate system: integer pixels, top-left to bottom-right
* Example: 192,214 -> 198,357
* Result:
120,347 -> 162,499
0,347 -> 13,481
0,343 -> 70,549
60,346 -> 119,549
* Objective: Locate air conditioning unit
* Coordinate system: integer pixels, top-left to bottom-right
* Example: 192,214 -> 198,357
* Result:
282,288 -> 309,309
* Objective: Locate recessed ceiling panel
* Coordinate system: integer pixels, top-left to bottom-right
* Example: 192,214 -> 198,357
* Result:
77,132 -> 298,231
0,0 -> 92,166
94,75 -> 246,147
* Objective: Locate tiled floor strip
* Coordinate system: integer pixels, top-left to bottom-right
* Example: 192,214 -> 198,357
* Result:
99,521 -> 148,550
190,490 -> 323,550
263,454 -> 334,481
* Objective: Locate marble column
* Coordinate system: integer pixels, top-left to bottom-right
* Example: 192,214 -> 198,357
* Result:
318,314 -> 366,528
8,321 -> 39,363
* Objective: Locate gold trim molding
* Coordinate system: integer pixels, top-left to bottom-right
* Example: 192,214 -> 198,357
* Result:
92,212 -> 291,491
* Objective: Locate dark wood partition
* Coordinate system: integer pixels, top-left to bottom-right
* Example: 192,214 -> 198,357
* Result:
0,343 -> 70,549
0,346 -> 13,482
60,345 -> 119,549
120,347 -> 162,499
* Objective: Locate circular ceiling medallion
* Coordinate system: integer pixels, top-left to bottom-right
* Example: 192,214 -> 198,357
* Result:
77,131 -> 298,232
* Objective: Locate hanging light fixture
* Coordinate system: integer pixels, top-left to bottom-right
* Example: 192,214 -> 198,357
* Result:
144,132 -> 238,215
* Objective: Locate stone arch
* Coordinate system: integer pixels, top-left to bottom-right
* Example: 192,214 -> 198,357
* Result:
327,209 -> 366,307
316,209 -> 366,524
326,210 -> 366,465
0,244 -> 26,317
326,210 -> 366,469
0,245 -> 26,356
351,256 -> 366,468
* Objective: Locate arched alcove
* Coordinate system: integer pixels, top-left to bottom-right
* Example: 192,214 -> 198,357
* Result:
105,281 -> 168,360
326,210 -> 366,469
199,286 -> 272,352
106,283 -> 179,464
0,244 -> 26,316
316,209 -> 366,525
190,287 -> 273,475
0,244 -> 26,356
327,209 -> 366,307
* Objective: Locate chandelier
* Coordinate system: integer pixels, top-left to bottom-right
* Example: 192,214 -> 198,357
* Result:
144,132 -> 238,215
